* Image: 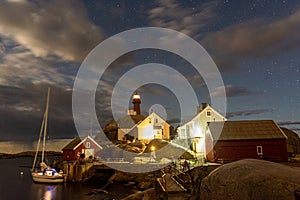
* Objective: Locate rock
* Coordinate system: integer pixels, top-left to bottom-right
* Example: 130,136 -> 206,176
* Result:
144,139 -> 195,160
121,188 -> 155,200
129,140 -> 146,150
138,181 -> 153,189
189,165 -> 221,197
126,181 -> 136,186
117,144 -> 144,153
108,171 -> 156,184
197,159 -> 300,200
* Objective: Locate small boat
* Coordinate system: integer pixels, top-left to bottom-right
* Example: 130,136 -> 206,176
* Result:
31,88 -> 64,184
32,167 -> 64,183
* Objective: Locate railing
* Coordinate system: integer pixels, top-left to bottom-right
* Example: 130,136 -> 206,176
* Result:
160,161 -> 192,192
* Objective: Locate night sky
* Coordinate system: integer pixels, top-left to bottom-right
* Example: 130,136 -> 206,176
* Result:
0,0 -> 299,141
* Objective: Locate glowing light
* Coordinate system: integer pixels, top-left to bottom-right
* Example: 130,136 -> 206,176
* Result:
44,190 -> 52,200
151,146 -> 155,151
193,125 -> 203,138
43,186 -> 55,200
133,94 -> 140,99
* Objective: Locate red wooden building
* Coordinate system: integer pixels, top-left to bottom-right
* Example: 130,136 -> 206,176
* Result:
206,120 -> 288,162
62,136 -> 102,161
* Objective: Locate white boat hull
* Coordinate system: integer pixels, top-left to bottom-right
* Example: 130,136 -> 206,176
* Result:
32,172 -> 64,184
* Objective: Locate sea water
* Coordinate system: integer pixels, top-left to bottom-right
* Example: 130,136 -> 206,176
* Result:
0,157 -> 134,200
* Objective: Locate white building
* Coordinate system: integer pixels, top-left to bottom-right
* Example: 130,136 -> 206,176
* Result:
177,103 -> 226,157
137,112 -> 170,142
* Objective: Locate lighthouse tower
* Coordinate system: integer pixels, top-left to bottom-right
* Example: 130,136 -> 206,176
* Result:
132,92 -> 141,115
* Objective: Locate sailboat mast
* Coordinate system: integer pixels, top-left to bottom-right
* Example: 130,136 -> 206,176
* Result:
31,111 -> 46,171
41,87 -> 50,163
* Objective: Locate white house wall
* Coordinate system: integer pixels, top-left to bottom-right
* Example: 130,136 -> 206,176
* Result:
138,124 -> 158,140
178,106 -> 226,140
137,112 -> 170,140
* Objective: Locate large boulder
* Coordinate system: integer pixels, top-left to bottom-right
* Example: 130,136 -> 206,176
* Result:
198,159 -> 300,200
108,171 -> 155,184
121,188 -> 155,200
144,139 -> 195,160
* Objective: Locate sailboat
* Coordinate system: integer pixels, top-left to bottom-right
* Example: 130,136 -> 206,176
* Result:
31,88 -> 64,184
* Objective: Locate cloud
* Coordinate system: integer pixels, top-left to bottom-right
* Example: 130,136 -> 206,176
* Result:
0,84 -> 76,140
226,109 -> 274,118
148,0 -> 219,38
278,121 -> 300,135
277,121 -> 300,126
0,38 -> 73,87
0,0 -> 103,62
202,6 -> 300,70
210,85 -> 253,98
0,42 -> 5,57
167,118 -> 181,124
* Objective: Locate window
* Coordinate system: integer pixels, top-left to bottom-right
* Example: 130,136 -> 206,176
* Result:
206,111 -> 211,116
86,142 -> 90,148
186,125 -> 190,138
257,146 -> 263,155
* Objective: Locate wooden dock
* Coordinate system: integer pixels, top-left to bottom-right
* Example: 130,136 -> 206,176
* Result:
63,161 -> 115,182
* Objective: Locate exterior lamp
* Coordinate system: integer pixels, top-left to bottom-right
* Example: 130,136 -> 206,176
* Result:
151,146 -> 156,151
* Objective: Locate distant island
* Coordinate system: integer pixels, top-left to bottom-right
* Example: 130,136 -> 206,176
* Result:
0,151 -> 62,159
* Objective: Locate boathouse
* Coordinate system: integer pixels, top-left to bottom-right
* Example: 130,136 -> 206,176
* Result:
206,120 -> 288,162
62,136 -> 102,161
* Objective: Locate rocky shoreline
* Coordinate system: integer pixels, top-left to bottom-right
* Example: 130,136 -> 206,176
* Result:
115,159 -> 300,200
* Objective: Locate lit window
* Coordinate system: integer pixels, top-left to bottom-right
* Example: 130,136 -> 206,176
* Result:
86,142 -> 90,148
207,111 -> 211,116
257,146 -> 263,155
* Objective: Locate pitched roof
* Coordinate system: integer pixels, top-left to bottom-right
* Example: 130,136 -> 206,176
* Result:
125,123 -> 140,138
62,137 -> 82,150
280,127 -> 300,153
180,105 -> 226,126
73,135 -> 103,150
281,127 -> 300,138
62,136 -> 103,150
117,114 -> 145,129
208,120 -> 287,141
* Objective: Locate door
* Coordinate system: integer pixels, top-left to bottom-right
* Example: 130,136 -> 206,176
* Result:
84,148 -> 94,158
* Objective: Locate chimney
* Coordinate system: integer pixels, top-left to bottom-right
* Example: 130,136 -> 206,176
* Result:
201,102 -> 207,111
196,106 -> 201,114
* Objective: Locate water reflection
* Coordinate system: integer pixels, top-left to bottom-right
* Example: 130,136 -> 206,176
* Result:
31,184 -> 60,200
43,186 -> 55,200
0,157 -> 107,200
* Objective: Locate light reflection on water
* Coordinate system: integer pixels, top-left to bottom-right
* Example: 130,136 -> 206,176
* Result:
0,157 -> 133,200
44,186 -> 55,200
0,157 -> 99,200
32,185 -> 56,200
